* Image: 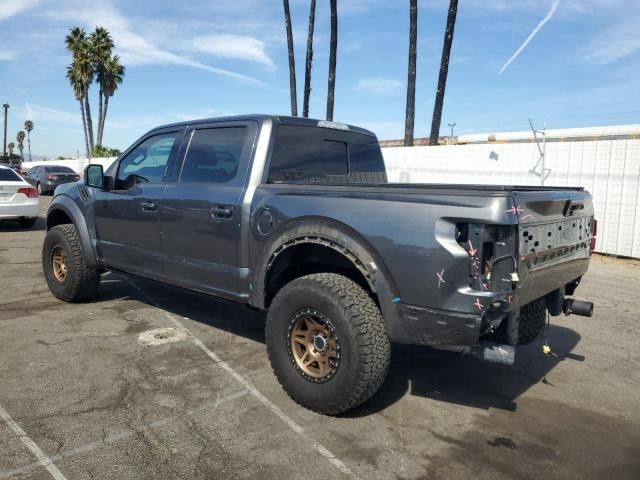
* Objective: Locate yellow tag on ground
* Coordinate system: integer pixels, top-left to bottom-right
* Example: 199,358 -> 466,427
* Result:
543,344 -> 551,355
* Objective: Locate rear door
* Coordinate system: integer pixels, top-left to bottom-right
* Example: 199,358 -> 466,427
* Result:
160,121 -> 258,298
93,128 -> 185,278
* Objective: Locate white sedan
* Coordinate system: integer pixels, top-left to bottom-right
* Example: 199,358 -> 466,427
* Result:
0,164 -> 39,228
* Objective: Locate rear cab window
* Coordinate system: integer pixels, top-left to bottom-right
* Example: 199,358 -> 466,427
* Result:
267,124 -> 387,184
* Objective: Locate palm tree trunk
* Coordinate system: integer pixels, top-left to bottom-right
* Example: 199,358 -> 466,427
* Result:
97,89 -> 104,146
303,0 -> 316,118
326,0 -> 338,121
84,93 -> 94,151
79,100 -> 90,158
27,134 -> 31,162
283,0 -> 298,116
102,96 -> 109,145
429,0 -> 458,146
404,0 -> 418,147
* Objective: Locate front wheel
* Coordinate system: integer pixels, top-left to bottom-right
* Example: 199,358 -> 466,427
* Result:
42,224 -> 100,302
266,273 -> 391,415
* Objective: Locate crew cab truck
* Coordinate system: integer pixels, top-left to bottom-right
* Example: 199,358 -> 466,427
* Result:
42,115 -> 595,415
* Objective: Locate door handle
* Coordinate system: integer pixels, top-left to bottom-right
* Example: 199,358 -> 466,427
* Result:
140,201 -> 157,212
210,205 -> 234,219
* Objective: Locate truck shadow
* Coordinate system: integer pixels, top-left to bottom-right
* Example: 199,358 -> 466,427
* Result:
346,325 -> 581,417
98,273 -> 582,416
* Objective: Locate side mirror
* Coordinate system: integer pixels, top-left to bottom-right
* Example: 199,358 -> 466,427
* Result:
85,164 -> 105,189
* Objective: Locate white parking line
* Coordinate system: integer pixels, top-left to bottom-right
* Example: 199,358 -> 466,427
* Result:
0,403 -> 67,480
125,278 -> 355,478
0,389 -> 250,479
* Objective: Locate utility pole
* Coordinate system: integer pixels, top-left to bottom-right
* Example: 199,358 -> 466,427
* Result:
448,122 -> 456,144
2,103 -> 8,160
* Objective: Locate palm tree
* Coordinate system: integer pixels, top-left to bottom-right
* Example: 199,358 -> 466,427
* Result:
16,130 -> 25,167
91,27 -> 114,146
7,142 -> 14,161
303,0 -> 316,118
326,0 -> 338,121
404,0 -> 418,147
65,27 -> 95,151
67,65 -> 91,157
283,0 -> 298,116
23,120 -> 33,161
429,0 -> 459,145
100,55 -> 125,145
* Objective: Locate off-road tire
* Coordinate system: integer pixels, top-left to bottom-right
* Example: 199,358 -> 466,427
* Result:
266,273 -> 391,415
518,297 -> 547,345
19,217 -> 37,228
42,224 -> 100,302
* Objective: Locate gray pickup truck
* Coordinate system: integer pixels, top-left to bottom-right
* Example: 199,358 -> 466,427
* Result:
42,115 -> 595,414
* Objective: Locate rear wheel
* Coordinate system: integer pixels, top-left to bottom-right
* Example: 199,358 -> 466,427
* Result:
42,224 -> 100,302
266,273 -> 390,415
36,182 -> 43,195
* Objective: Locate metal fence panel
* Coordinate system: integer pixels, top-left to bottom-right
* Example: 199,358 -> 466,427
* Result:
382,139 -> 640,258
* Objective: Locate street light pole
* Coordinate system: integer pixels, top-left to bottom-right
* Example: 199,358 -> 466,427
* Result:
447,122 -> 456,144
2,103 -> 9,160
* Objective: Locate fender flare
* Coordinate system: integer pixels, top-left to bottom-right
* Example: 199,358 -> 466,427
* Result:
251,217 -> 402,332
46,195 -> 98,268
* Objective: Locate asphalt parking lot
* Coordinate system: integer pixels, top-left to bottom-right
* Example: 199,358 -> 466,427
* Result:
1,196 -> 639,480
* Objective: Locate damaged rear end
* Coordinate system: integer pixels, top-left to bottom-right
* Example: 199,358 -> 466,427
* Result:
475,187 -> 596,360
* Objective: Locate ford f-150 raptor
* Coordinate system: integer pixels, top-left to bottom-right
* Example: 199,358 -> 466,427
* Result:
42,115 -> 595,414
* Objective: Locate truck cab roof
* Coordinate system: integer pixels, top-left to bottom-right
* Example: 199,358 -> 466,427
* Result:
153,114 -> 377,138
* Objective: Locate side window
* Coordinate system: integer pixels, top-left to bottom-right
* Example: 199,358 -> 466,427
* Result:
180,127 -> 248,184
115,132 -> 180,190
268,125 -> 349,183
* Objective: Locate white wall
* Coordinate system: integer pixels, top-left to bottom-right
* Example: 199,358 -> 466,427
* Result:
382,139 -> 640,258
22,157 -> 116,174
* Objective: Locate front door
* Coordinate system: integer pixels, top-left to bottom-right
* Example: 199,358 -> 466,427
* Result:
160,122 -> 257,299
94,129 -> 183,278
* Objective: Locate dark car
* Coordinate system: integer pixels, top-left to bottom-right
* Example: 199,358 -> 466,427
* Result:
42,115 -> 595,415
24,165 -> 80,195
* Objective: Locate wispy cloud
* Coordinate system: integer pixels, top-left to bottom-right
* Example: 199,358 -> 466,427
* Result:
582,7 -> 640,64
14,103 -> 79,124
355,77 -> 403,96
498,0 -> 560,75
0,0 -> 40,21
191,34 -> 274,69
48,1 -> 267,86
0,51 -> 15,60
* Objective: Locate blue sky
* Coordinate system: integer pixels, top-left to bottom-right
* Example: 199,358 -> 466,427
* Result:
1,0 -> 639,157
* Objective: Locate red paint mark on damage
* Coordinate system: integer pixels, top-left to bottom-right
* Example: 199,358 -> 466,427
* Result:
467,240 -> 478,257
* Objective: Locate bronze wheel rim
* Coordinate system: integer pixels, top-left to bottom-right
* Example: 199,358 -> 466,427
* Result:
288,309 -> 340,382
51,247 -> 68,283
